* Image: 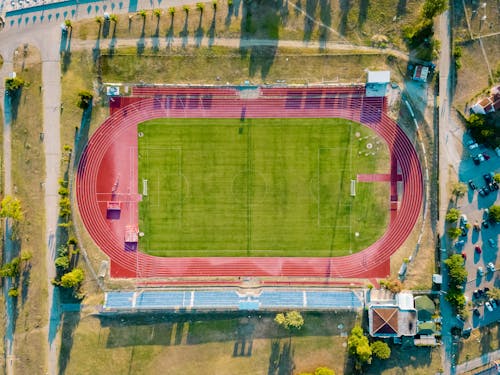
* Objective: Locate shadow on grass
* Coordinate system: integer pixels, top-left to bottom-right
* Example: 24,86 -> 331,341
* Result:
303,0 -> 318,42
151,17 -> 160,52
58,311 -> 81,375
61,29 -> 73,72
166,14 -> 175,49
338,0 -> 352,36
137,17 -> 146,55
319,0 -> 332,50
267,338 -> 295,375
180,12 -> 190,48
240,0 -> 281,80
208,11 -> 216,48
195,10 -> 204,47
100,311 -> 357,348
74,103 -> 93,172
358,0 -> 369,27
397,0 -> 407,16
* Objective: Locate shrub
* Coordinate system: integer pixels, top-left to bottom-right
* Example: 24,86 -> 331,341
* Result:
55,256 -> 70,270
447,227 -> 461,239
5,76 -> 25,92
60,268 -> 84,288
8,288 -> 19,297
445,208 -> 460,222
77,90 -> 93,109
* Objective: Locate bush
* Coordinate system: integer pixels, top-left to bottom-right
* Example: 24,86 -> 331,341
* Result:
422,0 -> 447,19
5,76 -> 25,92
489,206 -> 500,223
60,268 -> 84,288
370,341 -> 391,360
445,208 -> 460,222
8,288 -> 19,297
445,254 -> 468,285
55,256 -> 70,270
77,90 -> 93,109
447,227 -> 461,239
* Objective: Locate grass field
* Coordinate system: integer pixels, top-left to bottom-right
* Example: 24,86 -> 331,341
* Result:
137,117 -> 390,257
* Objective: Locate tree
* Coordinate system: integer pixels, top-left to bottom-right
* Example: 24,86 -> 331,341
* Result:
0,195 -> 24,222
0,257 -> 21,278
8,288 -> 19,297
348,326 -> 372,367
21,250 -> 33,263
110,14 -> 118,23
95,16 -> 104,24
55,256 -> 70,270
370,341 -> 391,360
380,278 -> 403,293
422,0 -> 447,19
447,227 -> 461,239
452,182 -> 467,200
274,310 -> 304,330
64,19 -> 72,29
196,2 -> 205,12
5,76 -> 25,92
77,90 -> 93,109
153,8 -> 161,18
137,9 -> 147,19
168,6 -> 176,16
60,268 -> 84,288
489,206 -> 500,223
183,4 -> 190,14
494,174 -> 500,184
445,208 -> 460,222
487,288 -> 500,301
444,254 -> 468,285
314,367 -> 335,375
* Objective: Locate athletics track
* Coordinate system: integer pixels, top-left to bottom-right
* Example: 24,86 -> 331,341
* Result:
76,86 -> 423,280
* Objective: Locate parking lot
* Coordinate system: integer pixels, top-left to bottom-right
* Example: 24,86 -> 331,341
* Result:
457,138 -> 500,326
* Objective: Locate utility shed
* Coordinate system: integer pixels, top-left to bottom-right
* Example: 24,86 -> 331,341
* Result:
366,71 -> 390,97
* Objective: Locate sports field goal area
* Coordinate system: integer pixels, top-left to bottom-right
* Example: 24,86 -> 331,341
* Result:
137,117 -> 390,257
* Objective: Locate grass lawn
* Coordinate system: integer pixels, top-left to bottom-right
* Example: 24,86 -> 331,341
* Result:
10,45 -> 48,374
137,117 -> 389,257
458,323 -> 500,364
61,310 -> 357,375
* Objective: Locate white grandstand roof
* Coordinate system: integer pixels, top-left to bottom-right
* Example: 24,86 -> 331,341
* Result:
367,71 -> 391,84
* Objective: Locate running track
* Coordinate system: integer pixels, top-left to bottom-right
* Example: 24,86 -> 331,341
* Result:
76,87 -> 423,279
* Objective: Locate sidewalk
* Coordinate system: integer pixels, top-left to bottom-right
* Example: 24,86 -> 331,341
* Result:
457,349 -> 500,374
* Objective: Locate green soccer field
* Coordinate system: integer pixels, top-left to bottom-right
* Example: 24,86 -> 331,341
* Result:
137,118 -> 390,257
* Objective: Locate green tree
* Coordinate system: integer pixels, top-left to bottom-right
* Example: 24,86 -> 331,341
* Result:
370,341 -> 391,360
5,76 -> 25,92
8,288 -> 19,297
21,250 -> 33,263
489,206 -> 500,223
314,367 -> 335,375
348,326 -> 372,367
0,195 -> 24,222
487,287 -> 500,301
95,16 -> 104,24
422,0 -> 447,19
168,6 -> 176,15
0,257 -> 21,278
55,256 -> 70,270
183,4 -> 190,14
110,14 -> 118,23
275,310 -> 304,330
446,208 -> 460,222
494,174 -> 500,184
64,19 -> 72,29
60,268 -> 84,288
445,287 -> 466,312
137,9 -> 147,18
452,182 -> 467,200
77,90 -> 93,109
447,227 -> 461,239
444,254 -> 468,285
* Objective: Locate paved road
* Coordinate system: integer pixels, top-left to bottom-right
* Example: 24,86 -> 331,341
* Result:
0,21 -> 62,375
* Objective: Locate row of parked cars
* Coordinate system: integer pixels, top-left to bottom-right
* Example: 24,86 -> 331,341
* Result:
472,287 -> 497,313
468,173 -> 499,196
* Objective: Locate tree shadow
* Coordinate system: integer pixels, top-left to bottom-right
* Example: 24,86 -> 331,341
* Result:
137,17 -> 146,55
319,0 -> 332,49
57,311 -> 81,375
61,28 -> 73,72
92,23 -> 102,63
109,22 -> 117,56
397,0 -> 407,16
338,0 -> 352,36
208,11 -> 216,48
166,14 -> 174,49
180,13 -> 190,48
102,18 -> 110,38
195,11 -> 204,47
240,0 -> 280,80
74,102 -> 93,169
151,17 -> 160,52
303,0 -> 318,42
20,262 -> 32,306
5,86 -> 22,121
232,316 -> 255,357
358,0 -> 369,27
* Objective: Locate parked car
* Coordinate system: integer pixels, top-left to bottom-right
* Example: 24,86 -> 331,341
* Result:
490,299 -> 498,309
485,301 -> 493,312
478,154 -> 485,162
487,262 -> 496,272
473,222 -> 481,231
493,181 -> 499,190
479,188 -> 486,196
473,308 -> 480,316
478,267 -> 484,277
475,246 -> 482,254
469,180 -> 477,190
460,227 -> 467,237
482,220 -> 490,228
455,240 -> 465,248
489,238 -> 496,247
488,182 -> 495,192
484,287 -> 490,294
461,252 -> 467,260
483,187 -> 490,196
473,156 -> 480,165
495,146 -> 500,157
484,173 -> 493,183
483,152 -> 490,160
473,289 -> 481,299
460,214 -> 468,225
484,208 -> 490,218
469,143 -> 479,150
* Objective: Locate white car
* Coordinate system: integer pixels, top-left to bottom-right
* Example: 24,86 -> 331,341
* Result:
469,143 -> 479,150
485,301 -> 493,312
490,299 -> 497,309
487,262 -> 496,272
478,267 -> 484,277
478,153 -> 485,162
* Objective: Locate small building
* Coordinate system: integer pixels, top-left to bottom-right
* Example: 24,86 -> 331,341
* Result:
412,65 -> 429,82
471,85 -> 500,115
366,71 -> 390,97
368,291 -> 417,338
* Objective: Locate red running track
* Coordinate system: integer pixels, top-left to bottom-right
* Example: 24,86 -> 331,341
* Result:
76,91 -> 423,279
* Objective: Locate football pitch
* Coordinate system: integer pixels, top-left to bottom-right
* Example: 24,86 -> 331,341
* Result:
137,118 -> 390,257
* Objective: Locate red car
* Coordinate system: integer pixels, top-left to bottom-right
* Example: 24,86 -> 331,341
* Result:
462,252 -> 467,260
475,246 -> 482,254
483,152 -> 490,160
